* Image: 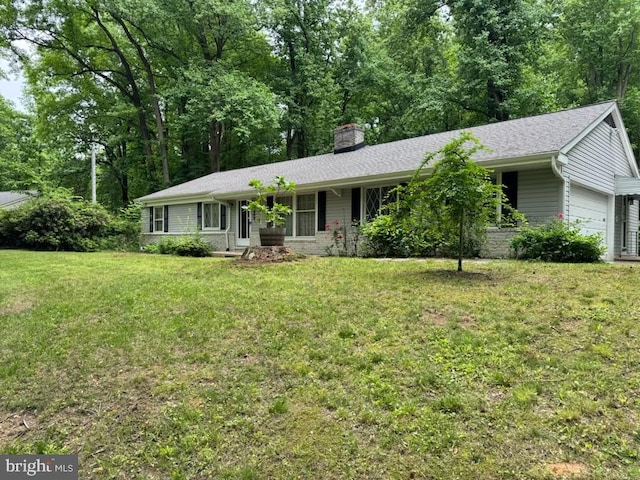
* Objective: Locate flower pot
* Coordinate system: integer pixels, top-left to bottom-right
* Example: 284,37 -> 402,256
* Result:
259,227 -> 286,246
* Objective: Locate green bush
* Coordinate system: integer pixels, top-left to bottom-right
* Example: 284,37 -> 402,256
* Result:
0,194 -> 143,252
361,214 -> 436,257
173,238 -> 212,257
142,237 -> 211,257
0,194 -> 112,251
511,217 -> 605,262
100,203 -> 142,251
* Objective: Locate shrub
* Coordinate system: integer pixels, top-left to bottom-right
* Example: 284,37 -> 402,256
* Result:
511,217 -> 605,262
0,194 -> 145,252
361,214 -> 437,257
0,194 -> 112,251
100,203 -> 142,251
142,237 -> 211,257
173,238 -> 212,257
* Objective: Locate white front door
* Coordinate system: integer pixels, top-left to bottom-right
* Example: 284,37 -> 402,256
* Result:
237,200 -> 251,247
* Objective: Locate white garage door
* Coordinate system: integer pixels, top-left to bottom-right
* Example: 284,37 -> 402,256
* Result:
569,186 -> 608,236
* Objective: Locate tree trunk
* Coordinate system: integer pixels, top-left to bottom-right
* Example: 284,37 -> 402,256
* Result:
458,209 -> 464,272
209,120 -> 224,172
111,12 -> 170,185
91,6 -> 158,181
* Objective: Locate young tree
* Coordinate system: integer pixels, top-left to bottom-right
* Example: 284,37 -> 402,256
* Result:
417,132 -> 504,271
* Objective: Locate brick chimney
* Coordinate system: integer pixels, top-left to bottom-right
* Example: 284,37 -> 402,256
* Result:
334,123 -> 365,154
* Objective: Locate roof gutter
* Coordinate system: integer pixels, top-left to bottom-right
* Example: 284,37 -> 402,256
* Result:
551,153 -> 568,214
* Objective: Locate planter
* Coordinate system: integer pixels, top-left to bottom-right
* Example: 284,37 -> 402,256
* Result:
259,227 -> 286,246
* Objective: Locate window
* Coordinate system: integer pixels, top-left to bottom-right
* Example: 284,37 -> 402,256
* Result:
153,206 -> 164,232
198,202 -> 227,230
365,186 -> 397,221
279,194 -> 316,237
202,202 -> 220,229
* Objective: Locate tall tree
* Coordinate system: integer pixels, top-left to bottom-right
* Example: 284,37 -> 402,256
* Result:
448,0 -> 543,123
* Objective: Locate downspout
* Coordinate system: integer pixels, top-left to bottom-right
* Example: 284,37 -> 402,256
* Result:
551,154 -> 567,215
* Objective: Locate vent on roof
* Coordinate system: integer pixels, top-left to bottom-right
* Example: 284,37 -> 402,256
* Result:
334,124 -> 365,154
604,113 -> 615,128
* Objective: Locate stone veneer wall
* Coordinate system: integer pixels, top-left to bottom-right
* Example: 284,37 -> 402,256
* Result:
479,228 -> 519,259
141,227 -> 519,258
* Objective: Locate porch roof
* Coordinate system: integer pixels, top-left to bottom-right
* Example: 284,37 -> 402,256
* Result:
615,176 -> 640,196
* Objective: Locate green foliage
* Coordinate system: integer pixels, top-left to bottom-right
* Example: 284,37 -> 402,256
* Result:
142,239 -> 179,255
0,193 -> 113,251
100,203 -> 142,251
409,133 -> 515,269
360,134 -> 521,264
324,220 -> 362,257
173,238 -> 212,257
361,214 -> 436,258
0,192 -> 140,251
242,175 -> 296,227
142,237 -> 212,257
511,217 -> 605,262
5,0 -> 640,205
450,0 -> 544,122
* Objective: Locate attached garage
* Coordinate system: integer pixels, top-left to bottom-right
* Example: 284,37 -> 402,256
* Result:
568,185 -> 608,236
567,184 -> 615,260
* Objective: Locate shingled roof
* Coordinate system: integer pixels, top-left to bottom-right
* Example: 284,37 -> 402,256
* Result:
0,191 -> 36,209
138,101 -> 616,203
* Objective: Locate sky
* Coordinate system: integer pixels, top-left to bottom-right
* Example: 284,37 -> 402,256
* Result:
0,59 -> 27,111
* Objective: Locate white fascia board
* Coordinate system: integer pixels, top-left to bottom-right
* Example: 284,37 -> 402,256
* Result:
137,192 -> 215,206
560,103 -> 616,155
612,107 -> 640,178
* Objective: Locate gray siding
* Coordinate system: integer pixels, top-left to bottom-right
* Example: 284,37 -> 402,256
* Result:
141,207 -> 151,233
565,120 -> 632,193
166,204 -> 199,234
517,168 -> 561,224
325,188 -> 354,226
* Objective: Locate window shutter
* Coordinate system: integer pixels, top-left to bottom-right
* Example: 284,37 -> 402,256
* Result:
317,191 -> 327,231
197,202 -> 203,230
163,205 -> 169,233
148,207 -> 154,232
220,204 -> 227,229
502,171 -> 518,209
351,188 -> 361,223
266,196 -> 274,227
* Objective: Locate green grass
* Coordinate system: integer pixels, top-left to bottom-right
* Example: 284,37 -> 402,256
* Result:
1,250 -> 639,479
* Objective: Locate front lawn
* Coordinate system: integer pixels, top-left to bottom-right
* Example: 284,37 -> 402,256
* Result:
0,251 -> 638,479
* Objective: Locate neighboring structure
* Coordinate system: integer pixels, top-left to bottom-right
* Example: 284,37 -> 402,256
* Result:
0,191 -> 36,210
137,102 -> 640,261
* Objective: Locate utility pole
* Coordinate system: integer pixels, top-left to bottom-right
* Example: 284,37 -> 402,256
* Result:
91,145 -> 97,203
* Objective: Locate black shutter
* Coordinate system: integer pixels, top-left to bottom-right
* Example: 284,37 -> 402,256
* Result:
197,202 -> 203,230
351,187 -> 361,223
149,207 -> 154,232
266,196 -> 274,227
163,205 -> 169,233
220,204 -> 227,229
317,191 -> 327,231
502,171 -> 518,209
